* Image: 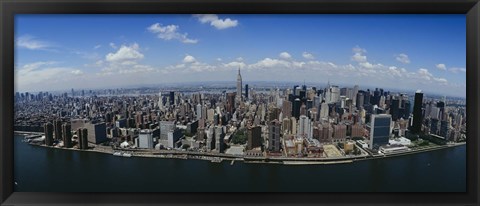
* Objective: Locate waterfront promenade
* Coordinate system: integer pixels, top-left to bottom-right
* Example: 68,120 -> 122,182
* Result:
15,131 -> 466,165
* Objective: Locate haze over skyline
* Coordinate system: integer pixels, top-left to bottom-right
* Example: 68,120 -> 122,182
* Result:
15,14 -> 466,97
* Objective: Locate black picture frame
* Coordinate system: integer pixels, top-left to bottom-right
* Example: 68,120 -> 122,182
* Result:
1,0 -> 479,205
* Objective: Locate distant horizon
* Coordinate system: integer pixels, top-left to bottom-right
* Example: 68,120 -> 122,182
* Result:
15,14 -> 466,97
15,80 -> 466,100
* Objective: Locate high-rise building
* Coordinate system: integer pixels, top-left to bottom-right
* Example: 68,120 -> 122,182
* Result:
85,122 -> 107,144
215,126 -> 226,153
320,102 -> 329,120
351,124 -> 364,138
62,123 -> 72,148
293,98 -> 301,119
282,100 -> 292,118
195,104 -> 202,121
368,114 -> 392,150
298,115 -> 312,139
206,126 -> 215,151
282,117 -> 292,134
390,98 -> 400,121
268,120 -> 281,152
138,129 -> 154,149
77,127 -> 89,149
160,121 -> 175,140
440,120 -> 450,138
44,122 -> 54,146
356,92 -> 364,110
247,125 -> 262,150
430,118 -> 440,135
411,90 -> 424,134
236,67 -> 242,103
245,84 -> 249,100
226,92 -> 236,114
169,91 -> 175,106
333,124 -> 347,142
54,119 -> 62,140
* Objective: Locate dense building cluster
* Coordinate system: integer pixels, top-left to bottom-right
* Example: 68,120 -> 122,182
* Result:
14,68 -> 467,157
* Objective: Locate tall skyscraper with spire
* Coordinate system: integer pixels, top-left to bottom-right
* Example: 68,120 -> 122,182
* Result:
236,67 -> 242,103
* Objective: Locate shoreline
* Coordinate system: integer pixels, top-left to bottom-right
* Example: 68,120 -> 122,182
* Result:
14,131 -> 466,165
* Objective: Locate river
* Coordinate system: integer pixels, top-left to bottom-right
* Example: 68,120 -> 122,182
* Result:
13,135 -> 466,192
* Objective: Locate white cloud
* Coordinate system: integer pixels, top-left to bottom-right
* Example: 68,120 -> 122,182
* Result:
94,45 -> 102,49
147,23 -> 198,44
279,52 -> 292,59
302,52 -> 315,59
109,43 -> 117,49
71,70 -> 84,75
16,35 -> 53,50
249,58 -> 291,69
395,53 -> 410,64
236,57 -> 244,62
98,43 -> 159,76
417,68 -> 433,80
351,46 -> 367,62
433,77 -> 448,84
194,14 -> 238,30
436,63 -> 447,71
15,61 -> 57,74
223,61 -> 246,69
105,43 -> 144,63
15,61 -> 83,91
449,67 -> 466,73
183,55 -> 196,63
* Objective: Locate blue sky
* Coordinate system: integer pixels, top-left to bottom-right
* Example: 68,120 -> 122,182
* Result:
15,14 -> 466,97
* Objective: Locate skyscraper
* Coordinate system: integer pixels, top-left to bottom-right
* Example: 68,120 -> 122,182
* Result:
282,100 -> 292,118
293,98 -> 301,119
247,125 -> 262,150
169,91 -> 175,106
411,90 -> 424,134
236,67 -> 242,103
54,119 -> 62,140
245,84 -> 249,100
268,120 -> 281,152
77,127 -> 88,149
138,129 -> 154,149
369,114 -> 392,150
196,103 -> 202,120
62,123 -> 72,148
44,122 -> 54,146
356,92 -> 364,110
298,115 -> 312,139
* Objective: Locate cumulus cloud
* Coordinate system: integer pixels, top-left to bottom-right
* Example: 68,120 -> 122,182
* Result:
106,43 -> 144,63
16,35 -> 54,50
183,55 -> 196,63
351,46 -> 367,62
279,52 -> 292,59
98,43 -> 158,75
302,52 -> 315,59
147,23 -> 198,44
436,63 -> 447,71
194,14 -> 238,30
395,53 -> 410,64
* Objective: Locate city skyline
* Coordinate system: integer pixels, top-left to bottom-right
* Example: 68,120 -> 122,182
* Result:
15,14 -> 466,97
